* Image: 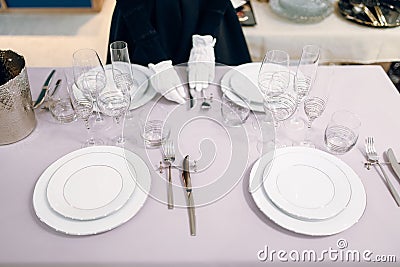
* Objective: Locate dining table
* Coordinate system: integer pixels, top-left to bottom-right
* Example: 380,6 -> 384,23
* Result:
1,64 -> 400,267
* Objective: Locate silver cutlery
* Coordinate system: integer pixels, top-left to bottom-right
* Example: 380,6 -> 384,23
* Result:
350,1 -> 380,26
374,4 -> 388,26
162,139 -> 175,209
200,90 -> 211,110
365,137 -> 400,206
182,155 -> 196,236
386,148 -> 400,182
33,69 -> 56,109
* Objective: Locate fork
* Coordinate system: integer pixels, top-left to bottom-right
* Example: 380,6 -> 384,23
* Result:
162,139 -> 175,209
365,137 -> 400,206
201,90 -> 211,110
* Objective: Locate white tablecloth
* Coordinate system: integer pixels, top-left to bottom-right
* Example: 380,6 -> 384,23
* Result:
244,1 -> 400,63
0,65 -> 399,266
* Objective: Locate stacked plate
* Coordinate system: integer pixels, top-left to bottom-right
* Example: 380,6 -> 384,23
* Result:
249,147 -> 366,236
33,146 -> 151,235
220,63 -> 305,112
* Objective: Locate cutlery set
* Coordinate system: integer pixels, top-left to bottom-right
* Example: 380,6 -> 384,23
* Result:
364,136 -> 400,206
159,144 -> 197,236
349,0 -> 388,26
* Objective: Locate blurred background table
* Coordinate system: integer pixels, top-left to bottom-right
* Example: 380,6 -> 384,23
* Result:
244,0 -> 400,64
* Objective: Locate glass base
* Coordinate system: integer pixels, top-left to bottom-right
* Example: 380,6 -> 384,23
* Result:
285,117 -> 305,131
82,138 -> 104,148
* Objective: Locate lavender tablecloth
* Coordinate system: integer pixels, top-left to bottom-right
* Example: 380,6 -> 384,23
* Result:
0,65 -> 399,266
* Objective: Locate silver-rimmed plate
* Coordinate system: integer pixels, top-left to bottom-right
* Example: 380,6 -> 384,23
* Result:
46,150 -> 136,221
249,147 -> 366,236
33,146 -> 151,236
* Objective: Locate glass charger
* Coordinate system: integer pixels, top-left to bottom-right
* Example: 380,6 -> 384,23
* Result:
46,150 -> 136,221
262,147 -> 352,221
270,0 -> 334,23
249,147 -> 366,236
33,146 -> 151,236
338,0 -> 400,28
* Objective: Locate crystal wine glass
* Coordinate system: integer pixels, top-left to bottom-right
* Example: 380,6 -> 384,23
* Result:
258,50 -> 290,96
300,68 -> 333,147
262,71 -> 298,147
97,88 -> 131,146
287,44 -> 320,130
72,48 -> 107,125
110,41 -> 138,119
65,69 -> 103,147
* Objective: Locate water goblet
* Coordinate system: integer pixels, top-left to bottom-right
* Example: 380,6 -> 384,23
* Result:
97,89 -> 131,146
258,50 -> 290,96
66,70 -> 104,147
262,71 -> 298,147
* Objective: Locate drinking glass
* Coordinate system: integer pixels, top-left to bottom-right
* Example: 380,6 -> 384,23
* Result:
140,119 -> 171,148
300,68 -> 333,147
72,48 -> 107,125
65,69 -> 103,147
288,44 -> 320,130
262,71 -> 298,147
48,70 -> 76,124
97,89 -> 131,146
258,50 -> 290,96
110,41 -> 138,119
220,88 -> 250,127
324,110 -> 361,154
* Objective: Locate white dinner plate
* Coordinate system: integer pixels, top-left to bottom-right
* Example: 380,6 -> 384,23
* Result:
262,148 -> 352,221
74,64 -> 157,111
33,146 -> 151,236
46,150 -> 136,221
249,147 -> 366,236
220,63 -> 305,112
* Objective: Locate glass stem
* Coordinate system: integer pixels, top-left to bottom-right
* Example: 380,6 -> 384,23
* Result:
84,119 -> 95,145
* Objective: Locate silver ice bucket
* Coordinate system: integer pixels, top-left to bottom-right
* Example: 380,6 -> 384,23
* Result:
0,50 -> 36,145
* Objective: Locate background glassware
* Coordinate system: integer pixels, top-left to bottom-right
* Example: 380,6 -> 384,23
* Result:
65,69 -> 103,147
288,44 -> 320,130
97,89 -> 131,145
110,41 -> 138,119
258,50 -> 290,95
300,68 -> 333,147
220,88 -> 250,127
48,70 -> 76,124
262,71 -> 298,147
72,48 -> 107,124
325,110 -> 361,154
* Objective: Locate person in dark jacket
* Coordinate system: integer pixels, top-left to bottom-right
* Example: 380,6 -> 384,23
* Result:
108,0 -> 251,103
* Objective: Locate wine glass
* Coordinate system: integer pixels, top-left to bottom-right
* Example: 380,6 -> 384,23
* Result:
258,50 -> 290,96
300,68 -> 333,147
65,69 -> 104,147
72,48 -> 107,125
110,41 -> 138,119
262,71 -> 298,147
97,88 -> 131,146
287,44 -> 320,130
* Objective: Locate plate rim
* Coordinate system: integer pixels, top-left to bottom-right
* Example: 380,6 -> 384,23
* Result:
249,146 -> 366,236
33,146 -> 151,236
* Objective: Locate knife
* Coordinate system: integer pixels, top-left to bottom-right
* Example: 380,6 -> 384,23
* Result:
387,148 -> 400,182
33,69 -> 56,109
182,155 -> 196,236
188,88 -> 195,109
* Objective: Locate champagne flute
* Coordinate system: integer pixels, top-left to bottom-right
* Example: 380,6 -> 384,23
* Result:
262,71 -> 298,147
287,44 -> 320,130
110,41 -> 138,119
300,68 -> 333,147
97,88 -> 131,146
72,48 -> 107,125
65,69 -> 104,147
